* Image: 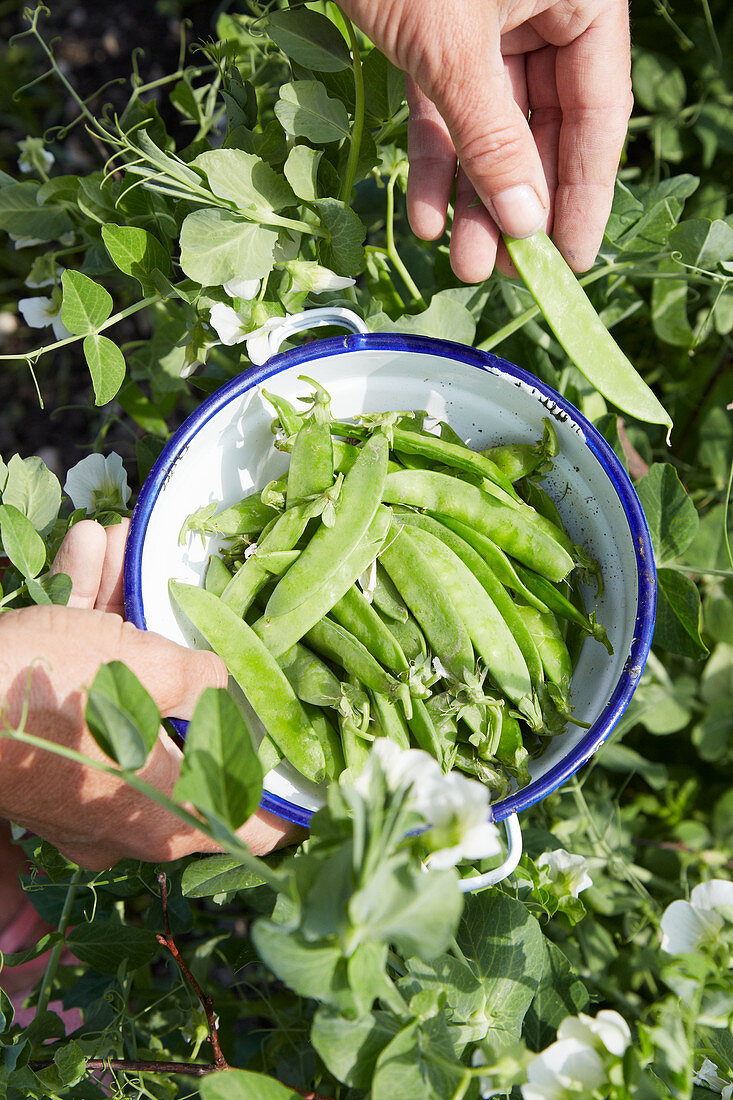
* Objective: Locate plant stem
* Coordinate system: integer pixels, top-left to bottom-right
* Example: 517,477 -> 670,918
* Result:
386,170 -> 426,308
339,16 -> 365,205
35,867 -> 83,1016
0,295 -> 161,364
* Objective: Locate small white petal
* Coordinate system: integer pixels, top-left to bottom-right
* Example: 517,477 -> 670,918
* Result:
660,899 -> 723,955
524,1038 -> 606,1098
690,879 -> 733,917
537,849 -> 593,897
51,315 -> 71,340
245,316 -> 285,365
722,1086 -> 733,1100
64,452 -> 131,514
694,1058 -> 729,1092
209,303 -> 248,346
223,276 -> 260,300
285,260 -> 355,293
558,1010 -> 631,1058
357,557 -> 378,603
25,264 -> 64,289
18,296 -> 54,329
11,235 -> 44,249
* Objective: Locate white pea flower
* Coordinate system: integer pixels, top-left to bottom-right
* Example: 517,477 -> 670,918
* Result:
353,740 -> 442,806
223,276 -> 261,300
557,1010 -> 631,1058
283,260 -> 355,293
17,136 -> 54,175
424,771 -> 502,870
0,313 -> 18,337
521,1037 -> 606,1100
536,849 -> 593,898
246,316 -> 288,365
64,452 -> 131,514
660,879 -> 733,955
694,1058 -> 733,1096
18,296 -> 70,341
25,258 -> 64,289
209,303 -> 248,346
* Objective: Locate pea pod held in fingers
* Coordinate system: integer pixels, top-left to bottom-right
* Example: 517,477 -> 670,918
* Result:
266,430 -> 390,618
505,231 -> 672,437
168,580 -> 326,784
382,469 -> 574,582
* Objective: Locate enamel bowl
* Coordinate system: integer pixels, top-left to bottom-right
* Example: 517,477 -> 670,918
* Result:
124,311 -> 656,858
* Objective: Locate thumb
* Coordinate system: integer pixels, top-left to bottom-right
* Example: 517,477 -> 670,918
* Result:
420,18 -> 548,238
113,619 -> 227,721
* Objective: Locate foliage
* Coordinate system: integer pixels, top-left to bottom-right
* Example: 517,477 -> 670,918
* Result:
0,1 -> 731,1099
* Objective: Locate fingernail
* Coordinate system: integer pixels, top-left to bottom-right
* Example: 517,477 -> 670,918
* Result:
490,185 -> 546,239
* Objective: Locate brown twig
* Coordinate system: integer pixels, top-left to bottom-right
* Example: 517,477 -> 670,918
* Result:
155,870 -> 229,1071
29,1058 -> 220,1077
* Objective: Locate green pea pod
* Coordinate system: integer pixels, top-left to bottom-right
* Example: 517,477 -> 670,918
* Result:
262,389 -> 304,436
514,604 -> 573,689
369,561 -> 409,623
370,691 -> 411,750
495,710 -> 530,787
205,555 -> 233,597
390,425 -> 521,502
278,642 -> 341,707
383,469 -> 574,582
513,563 -> 613,653
180,491 -> 279,543
505,231 -> 672,437
169,580 -> 326,784
302,702 -> 345,782
330,584 -> 409,675
407,697 -> 447,769
410,528 -> 542,729
266,431 -> 390,618
376,609 -> 427,663
286,378 -> 334,507
304,617 -> 412,718
255,505 -> 392,658
379,523 -> 475,683
482,419 -> 559,481
435,515 -> 548,613
258,734 -> 282,773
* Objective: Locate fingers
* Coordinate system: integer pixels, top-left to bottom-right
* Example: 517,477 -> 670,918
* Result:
450,168 -> 500,283
405,77 -> 456,241
50,520 -> 107,610
550,2 -> 633,271
96,518 -> 129,615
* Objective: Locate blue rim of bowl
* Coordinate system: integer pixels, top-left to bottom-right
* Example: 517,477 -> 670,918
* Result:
124,331 -> 657,828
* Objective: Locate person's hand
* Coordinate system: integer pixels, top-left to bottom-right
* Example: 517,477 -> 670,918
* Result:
339,0 -> 632,280
0,519 -> 300,870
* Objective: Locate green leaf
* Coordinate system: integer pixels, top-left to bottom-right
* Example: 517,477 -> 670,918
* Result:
66,917 -> 159,974
83,333 -> 126,406
402,951 -> 484,1025
314,198 -> 366,276
284,145 -> 322,201
0,455 -> 7,493
523,941 -> 589,1051
692,697 -> 732,762
0,181 -> 73,240
372,1016 -> 465,1100
59,270 -> 113,335
632,51 -> 686,112
251,919 -> 348,1006
668,219 -> 733,270
311,1007 -> 401,1089
363,49 -> 405,122
456,892 -> 545,1042
654,567 -> 708,658
179,208 -> 278,285
636,463 -> 699,564
274,81 -> 350,144
174,688 -> 263,830
199,1069 -> 301,1100
2,454 -> 61,534
101,224 -> 171,291
651,260 -> 694,347
0,987 -> 14,1033
0,503 -> 46,579
182,853 -> 274,898
53,1040 -> 88,1088
85,661 -> 161,771
390,291 -> 476,345
193,149 -> 296,216
0,930 -> 63,968
266,8 -> 350,71
599,743 -> 669,788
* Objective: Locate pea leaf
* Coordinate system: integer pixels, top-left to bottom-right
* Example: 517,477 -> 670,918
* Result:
311,1007 -> 401,1089
651,260 -> 694,346
182,853 -> 274,898
284,145 -> 322,201
668,218 -> 733,270
0,181 -> 73,240
66,917 -> 159,974
85,661 -> 161,771
54,1040 -> 87,1088
632,51 -> 686,112
363,49 -> 405,122
199,1069 -> 302,1100
193,149 -> 296,216
60,270 -> 113,335
372,1016 -> 465,1100
179,208 -> 278,285
251,919 -> 349,1007
274,81 -> 350,144
0,503 -> 46,579
101,224 -> 171,291
174,688 -> 263,831
83,333 -> 126,406
654,567 -> 708,658
314,197 -> 365,276
523,941 -> 589,1051
636,463 -> 699,564
2,454 -> 61,534
0,456 -> 7,493
265,8 -> 350,71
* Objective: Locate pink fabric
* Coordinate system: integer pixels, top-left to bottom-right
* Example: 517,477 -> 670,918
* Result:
0,898 -> 81,1035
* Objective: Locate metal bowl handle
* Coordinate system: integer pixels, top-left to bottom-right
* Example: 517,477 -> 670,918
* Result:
264,307 -> 369,359
458,813 -> 523,893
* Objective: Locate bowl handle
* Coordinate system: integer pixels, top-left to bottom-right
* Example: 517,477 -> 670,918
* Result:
263,307 -> 369,359
458,812 -> 522,893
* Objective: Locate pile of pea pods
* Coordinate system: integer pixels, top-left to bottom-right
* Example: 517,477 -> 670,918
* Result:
170,377 -> 612,797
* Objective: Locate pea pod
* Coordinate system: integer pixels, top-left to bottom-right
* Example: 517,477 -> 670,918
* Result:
514,604 -> 573,689
407,697 -> 447,769
286,376 -> 334,507
513,563 -> 612,653
368,561 -> 409,623
505,230 -> 673,436
303,616 -> 412,718
435,515 -> 548,612
383,469 -> 574,582
302,702 -> 345,781
370,691 -> 411,750
262,389 -> 304,436
169,580 -> 326,784
390,425 -> 521,502
180,491 -> 279,543
266,430 -> 390,618
376,608 -> 427,663
481,419 -> 558,481
278,643 -> 341,707
205,555 -> 233,597
330,584 -> 409,675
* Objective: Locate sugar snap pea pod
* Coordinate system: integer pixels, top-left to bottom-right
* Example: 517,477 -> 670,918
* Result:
366,561 -> 409,623
434,515 -> 548,613
258,733 -> 282,773
330,585 -> 409,676
286,376 -> 334,508
494,710 -> 530,787
519,478 -> 604,594
505,230 -> 673,436
379,523 -> 475,682
179,492 -> 280,544
513,563 -> 613,653
394,510 -> 544,692
255,505 -> 392,658
407,697 -> 447,769
438,420 -> 468,448
302,702 -> 344,781
390,426 -> 521,502
278,642 -> 341,707
410,528 -> 542,729
370,691 -> 411,750
169,581 -> 326,784
262,389 -> 304,437
383,469 -> 574,582
266,431 -> 390,619
303,616 -> 413,718
337,682 -> 372,775
376,608 -> 427,663
205,555 -> 233,597
481,418 -> 559,482
333,439 -> 359,474
514,604 -> 573,691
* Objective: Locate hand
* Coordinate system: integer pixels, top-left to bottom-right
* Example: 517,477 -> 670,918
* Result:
339,0 -> 632,280
0,519 -> 300,870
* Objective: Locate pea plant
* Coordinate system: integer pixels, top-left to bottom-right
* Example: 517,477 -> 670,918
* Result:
0,2 -> 732,1099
